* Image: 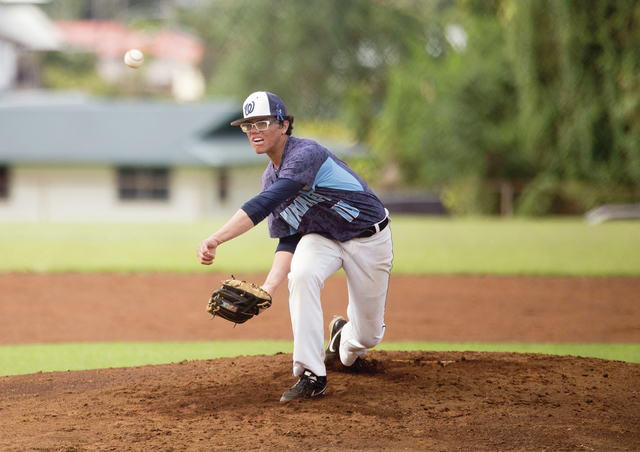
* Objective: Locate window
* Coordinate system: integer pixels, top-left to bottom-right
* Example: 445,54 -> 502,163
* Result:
117,167 -> 169,201
0,166 -> 8,199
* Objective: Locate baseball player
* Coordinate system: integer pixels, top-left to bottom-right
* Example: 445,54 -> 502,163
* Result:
197,91 -> 394,402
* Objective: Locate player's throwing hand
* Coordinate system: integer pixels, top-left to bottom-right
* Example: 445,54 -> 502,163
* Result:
197,237 -> 220,265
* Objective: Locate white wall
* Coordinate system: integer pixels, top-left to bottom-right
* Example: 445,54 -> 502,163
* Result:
0,164 -> 265,222
0,39 -> 17,91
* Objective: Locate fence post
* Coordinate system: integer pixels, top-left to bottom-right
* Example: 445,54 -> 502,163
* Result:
500,182 -> 514,217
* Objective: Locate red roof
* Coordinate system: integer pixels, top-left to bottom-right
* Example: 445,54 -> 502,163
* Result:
55,20 -> 203,64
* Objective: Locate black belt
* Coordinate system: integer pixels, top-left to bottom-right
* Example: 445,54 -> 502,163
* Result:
357,216 -> 389,238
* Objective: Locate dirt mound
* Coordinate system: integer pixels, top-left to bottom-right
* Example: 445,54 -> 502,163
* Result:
1,273 -> 639,450
1,350 -> 639,451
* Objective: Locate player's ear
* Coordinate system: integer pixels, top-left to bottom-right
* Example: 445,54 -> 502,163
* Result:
280,120 -> 289,134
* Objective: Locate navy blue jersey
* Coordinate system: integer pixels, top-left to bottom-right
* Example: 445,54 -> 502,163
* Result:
263,136 -> 386,242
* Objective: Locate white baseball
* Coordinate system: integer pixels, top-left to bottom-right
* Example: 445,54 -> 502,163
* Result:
124,49 -> 144,68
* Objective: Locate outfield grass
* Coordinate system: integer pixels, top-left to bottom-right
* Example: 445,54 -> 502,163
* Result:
1,341 -> 638,377
389,217 -> 640,276
0,217 -> 638,275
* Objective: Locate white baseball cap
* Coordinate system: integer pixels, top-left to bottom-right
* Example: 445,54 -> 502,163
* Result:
230,91 -> 288,126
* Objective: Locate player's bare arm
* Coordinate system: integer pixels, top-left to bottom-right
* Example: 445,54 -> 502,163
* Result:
261,250 -> 294,297
197,209 -> 255,265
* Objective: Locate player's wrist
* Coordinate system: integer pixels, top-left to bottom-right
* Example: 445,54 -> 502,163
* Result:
261,284 -> 276,298
208,235 -> 224,247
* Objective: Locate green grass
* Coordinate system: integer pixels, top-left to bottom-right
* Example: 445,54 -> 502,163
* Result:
388,216 -> 640,275
1,217 -> 639,275
0,341 -> 293,377
0,341 -> 637,377
0,221 -> 274,274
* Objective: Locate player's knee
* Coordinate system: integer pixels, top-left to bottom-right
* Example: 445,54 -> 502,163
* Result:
352,325 -> 385,349
359,335 -> 383,349
288,266 -> 323,290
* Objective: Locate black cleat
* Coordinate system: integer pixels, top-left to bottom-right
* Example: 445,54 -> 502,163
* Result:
280,369 -> 327,402
324,315 -> 347,364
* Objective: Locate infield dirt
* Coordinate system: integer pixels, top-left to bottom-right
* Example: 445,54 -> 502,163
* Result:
0,273 -> 639,451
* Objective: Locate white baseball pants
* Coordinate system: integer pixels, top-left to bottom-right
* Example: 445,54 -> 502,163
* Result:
287,224 -> 393,377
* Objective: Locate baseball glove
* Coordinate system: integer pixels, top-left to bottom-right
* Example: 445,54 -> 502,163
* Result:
206,277 -> 272,325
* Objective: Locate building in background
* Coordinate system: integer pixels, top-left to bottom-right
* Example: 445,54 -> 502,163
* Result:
0,93 -> 265,222
0,0 -> 62,91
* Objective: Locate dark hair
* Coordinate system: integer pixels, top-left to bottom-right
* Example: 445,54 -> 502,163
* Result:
280,115 -> 294,136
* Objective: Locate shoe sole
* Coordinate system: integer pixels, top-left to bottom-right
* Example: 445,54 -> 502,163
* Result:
324,316 -> 346,364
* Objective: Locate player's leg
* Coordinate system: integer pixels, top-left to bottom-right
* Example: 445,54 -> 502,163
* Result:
339,226 -> 393,366
287,233 -> 343,377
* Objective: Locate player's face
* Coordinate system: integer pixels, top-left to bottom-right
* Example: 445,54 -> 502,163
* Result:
244,118 -> 289,156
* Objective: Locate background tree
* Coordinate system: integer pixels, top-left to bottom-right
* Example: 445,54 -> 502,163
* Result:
179,0 -> 425,133
507,0 -> 640,214
371,0 -> 519,214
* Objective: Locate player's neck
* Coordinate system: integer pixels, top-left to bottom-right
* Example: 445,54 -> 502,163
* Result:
268,136 -> 288,170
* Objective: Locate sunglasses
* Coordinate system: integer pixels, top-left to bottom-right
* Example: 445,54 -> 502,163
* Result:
240,120 -> 279,133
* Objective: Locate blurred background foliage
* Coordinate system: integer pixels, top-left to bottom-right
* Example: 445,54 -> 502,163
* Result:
41,0 -> 640,216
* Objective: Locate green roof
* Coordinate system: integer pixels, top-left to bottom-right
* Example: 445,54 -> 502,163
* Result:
0,94 -> 259,167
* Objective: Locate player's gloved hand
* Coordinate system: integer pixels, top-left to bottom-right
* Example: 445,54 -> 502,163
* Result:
207,278 -> 272,324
